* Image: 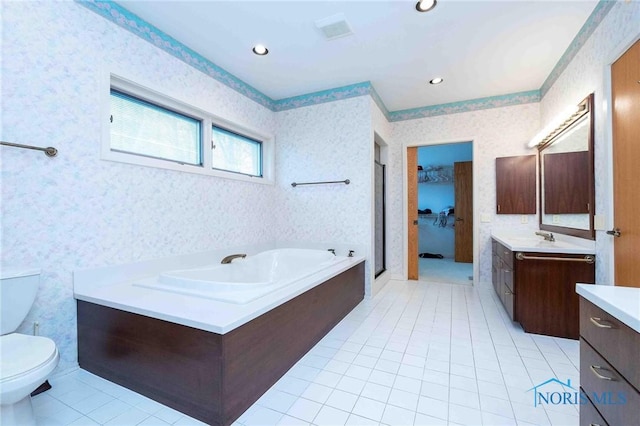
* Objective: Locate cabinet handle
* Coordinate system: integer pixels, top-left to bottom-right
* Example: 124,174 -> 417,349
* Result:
589,317 -> 613,329
515,252 -> 595,263
589,365 -> 616,381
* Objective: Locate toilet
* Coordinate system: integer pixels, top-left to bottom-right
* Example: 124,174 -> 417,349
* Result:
1,268 -> 59,426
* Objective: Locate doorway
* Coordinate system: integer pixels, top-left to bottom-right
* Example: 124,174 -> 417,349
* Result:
611,37 -> 640,287
408,142 -> 473,284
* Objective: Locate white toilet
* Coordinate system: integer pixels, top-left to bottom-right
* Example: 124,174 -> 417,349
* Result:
0,268 -> 59,426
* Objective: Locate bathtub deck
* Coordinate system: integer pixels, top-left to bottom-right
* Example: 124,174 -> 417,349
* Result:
77,261 -> 365,426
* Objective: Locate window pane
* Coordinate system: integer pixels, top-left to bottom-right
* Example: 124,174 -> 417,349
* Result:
211,126 -> 262,177
110,90 -> 201,165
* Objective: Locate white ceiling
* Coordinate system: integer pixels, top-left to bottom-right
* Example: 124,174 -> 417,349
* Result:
116,0 -> 599,111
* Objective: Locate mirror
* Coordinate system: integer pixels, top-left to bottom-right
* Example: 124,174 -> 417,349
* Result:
539,93 -> 595,239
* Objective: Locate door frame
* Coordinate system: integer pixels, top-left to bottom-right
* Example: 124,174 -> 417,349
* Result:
603,28 -> 640,285
402,138 -> 479,284
372,132 -> 391,294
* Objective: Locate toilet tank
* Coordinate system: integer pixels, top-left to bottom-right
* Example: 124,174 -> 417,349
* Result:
0,268 -> 41,335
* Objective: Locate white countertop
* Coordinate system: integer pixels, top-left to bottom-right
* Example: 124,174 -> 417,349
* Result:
75,254 -> 365,334
576,284 -> 640,333
491,230 -> 595,254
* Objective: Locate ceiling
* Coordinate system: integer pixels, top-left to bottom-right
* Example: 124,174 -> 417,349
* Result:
115,0 -> 599,112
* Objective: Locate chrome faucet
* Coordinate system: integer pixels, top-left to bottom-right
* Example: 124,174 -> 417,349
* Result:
221,254 -> 246,264
535,231 -> 555,242
327,249 -> 336,255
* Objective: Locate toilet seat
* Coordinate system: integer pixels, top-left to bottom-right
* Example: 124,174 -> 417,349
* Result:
0,334 -> 57,383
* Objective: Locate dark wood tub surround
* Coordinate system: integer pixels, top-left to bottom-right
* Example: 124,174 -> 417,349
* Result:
78,262 -> 365,426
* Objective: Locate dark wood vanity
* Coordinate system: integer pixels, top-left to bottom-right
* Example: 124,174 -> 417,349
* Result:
579,296 -> 640,425
491,93 -> 597,339
492,239 -> 595,339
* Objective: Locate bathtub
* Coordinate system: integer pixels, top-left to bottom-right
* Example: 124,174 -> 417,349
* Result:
133,248 -> 350,304
75,248 -> 365,425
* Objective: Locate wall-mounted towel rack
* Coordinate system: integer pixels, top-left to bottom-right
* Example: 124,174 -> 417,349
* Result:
1,141 -> 58,157
291,179 -> 350,188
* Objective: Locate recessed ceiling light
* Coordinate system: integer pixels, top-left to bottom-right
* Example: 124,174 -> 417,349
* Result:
429,77 -> 444,85
252,44 -> 269,55
416,0 -> 437,13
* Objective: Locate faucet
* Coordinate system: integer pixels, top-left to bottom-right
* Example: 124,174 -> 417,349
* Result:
535,231 -> 555,242
221,254 -> 246,264
327,249 -> 336,255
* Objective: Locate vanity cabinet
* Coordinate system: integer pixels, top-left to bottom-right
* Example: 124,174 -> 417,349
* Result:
495,155 -> 536,214
579,297 -> 640,425
491,239 -> 595,339
492,240 -> 515,320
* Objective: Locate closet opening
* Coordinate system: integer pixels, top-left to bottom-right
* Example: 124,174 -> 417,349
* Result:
407,141 -> 473,284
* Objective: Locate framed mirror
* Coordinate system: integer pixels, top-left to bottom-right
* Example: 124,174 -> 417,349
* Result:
538,93 -> 595,239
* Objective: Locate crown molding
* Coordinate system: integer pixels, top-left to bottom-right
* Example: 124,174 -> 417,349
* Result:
388,90 -> 541,122
77,0 -> 276,110
77,0 -> 615,122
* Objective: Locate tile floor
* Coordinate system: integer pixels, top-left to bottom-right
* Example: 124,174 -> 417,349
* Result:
33,279 -> 581,426
419,258 -> 473,286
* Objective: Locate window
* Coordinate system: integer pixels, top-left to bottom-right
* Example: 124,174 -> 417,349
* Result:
110,90 -> 202,165
211,126 -> 262,177
103,75 -> 273,184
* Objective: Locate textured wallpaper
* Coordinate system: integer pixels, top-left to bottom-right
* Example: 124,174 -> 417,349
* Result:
1,1 -> 277,372
540,0 -> 640,285
391,104 -> 542,284
274,97 -> 374,291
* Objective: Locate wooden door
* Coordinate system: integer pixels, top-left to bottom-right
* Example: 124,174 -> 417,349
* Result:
407,147 -> 419,280
454,161 -> 473,263
612,39 -> 640,288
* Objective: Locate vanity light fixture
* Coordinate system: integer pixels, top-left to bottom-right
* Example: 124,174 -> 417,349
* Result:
252,44 -> 269,56
528,101 -> 589,149
416,0 -> 437,12
429,77 -> 444,85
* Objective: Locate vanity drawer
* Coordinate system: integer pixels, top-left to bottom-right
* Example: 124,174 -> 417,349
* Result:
580,298 -> 640,391
579,390 -> 608,426
502,267 -> 514,292
580,338 -> 640,426
496,242 -> 513,268
501,281 -> 515,321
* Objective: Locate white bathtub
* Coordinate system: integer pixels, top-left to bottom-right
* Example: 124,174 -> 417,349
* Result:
133,248 -> 350,304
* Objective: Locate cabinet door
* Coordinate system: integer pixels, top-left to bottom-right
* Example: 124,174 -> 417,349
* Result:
516,253 -> 595,339
495,155 -> 536,214
492,242 -> 499,293
543,151 -> 590,213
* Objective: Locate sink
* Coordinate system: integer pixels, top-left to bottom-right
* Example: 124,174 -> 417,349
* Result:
491,233 -> 595,254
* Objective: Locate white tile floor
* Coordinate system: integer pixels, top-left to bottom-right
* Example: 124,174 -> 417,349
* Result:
33,279 -> 580,426
419,258 -> 473,286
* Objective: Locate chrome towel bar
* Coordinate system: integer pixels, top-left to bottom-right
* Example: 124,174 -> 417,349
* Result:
291,179 -> 350,187
1,141 -> 58,157
515,252 -> 595,263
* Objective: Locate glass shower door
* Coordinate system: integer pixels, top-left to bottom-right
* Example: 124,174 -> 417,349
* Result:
375,161 -> 386,277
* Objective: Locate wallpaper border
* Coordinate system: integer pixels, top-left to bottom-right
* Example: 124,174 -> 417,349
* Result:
77,0 -> 614,121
